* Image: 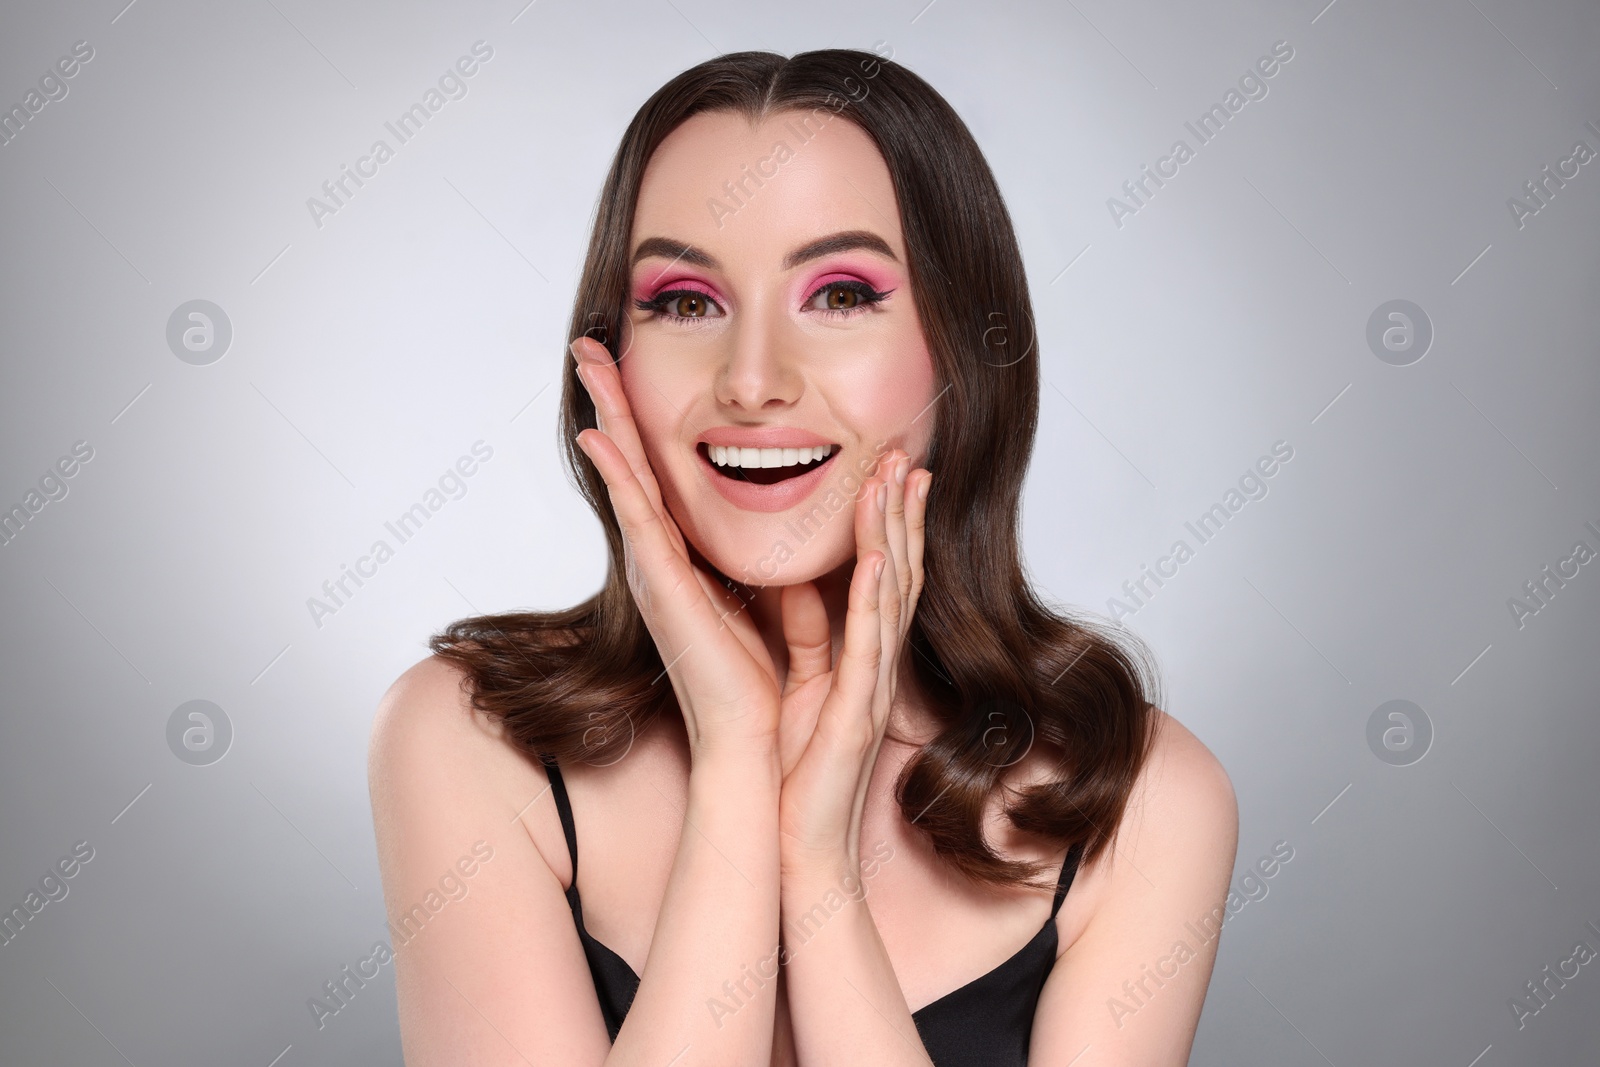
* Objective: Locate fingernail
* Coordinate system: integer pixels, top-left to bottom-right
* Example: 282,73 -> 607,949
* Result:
573,338 -> 606,365
874,556 -> 886,580
876,483 -> 888,512
895,456 -> 908,486
569,339 -> 585,364
917,473 -> 930,501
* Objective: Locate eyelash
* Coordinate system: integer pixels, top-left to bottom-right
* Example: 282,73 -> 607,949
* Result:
633,279 -> 893,324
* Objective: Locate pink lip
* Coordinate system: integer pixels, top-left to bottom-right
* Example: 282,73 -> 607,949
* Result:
697,443 -> 842,513
697,426 -> 838,449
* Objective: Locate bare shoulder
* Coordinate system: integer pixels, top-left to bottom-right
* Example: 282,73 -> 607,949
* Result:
1057,707 -> 1238,942
371,653 -> 501,757
1030,708 -> 1239,1061
1097,706 -> 1239,904
366,654 -> 615,1061
368,626 -> 586,768
374,646 -> 573,828
367,652 -> 563,887
1126,707 -> 1238,845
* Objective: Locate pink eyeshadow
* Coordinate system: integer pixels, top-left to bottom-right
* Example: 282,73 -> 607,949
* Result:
633,275 -> 720,302
802,262 -> 899,296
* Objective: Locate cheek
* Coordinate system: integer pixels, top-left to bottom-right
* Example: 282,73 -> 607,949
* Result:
615,358 -> 679,463
832,331 -> 938,449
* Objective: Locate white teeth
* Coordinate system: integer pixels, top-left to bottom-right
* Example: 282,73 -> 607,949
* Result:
708,444 -> 834,469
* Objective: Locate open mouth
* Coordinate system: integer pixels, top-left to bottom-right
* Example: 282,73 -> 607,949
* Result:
699,442 -> 838,485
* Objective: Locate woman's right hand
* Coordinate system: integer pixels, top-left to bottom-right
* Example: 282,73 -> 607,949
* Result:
570,336 -> 783,756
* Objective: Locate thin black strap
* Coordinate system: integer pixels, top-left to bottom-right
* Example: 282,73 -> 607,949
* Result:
1050,841 -> 1086,919
538,753 -> 579,882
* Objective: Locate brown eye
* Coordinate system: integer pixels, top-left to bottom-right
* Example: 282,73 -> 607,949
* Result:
803,279 -> 890,315
633,287 -> 724,321
672,293 -> 710,317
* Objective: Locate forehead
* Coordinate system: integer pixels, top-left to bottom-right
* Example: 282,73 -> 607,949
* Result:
631,108 -> 906,265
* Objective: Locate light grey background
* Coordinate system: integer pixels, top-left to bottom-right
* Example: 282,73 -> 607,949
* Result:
2,0 -> 1597,1064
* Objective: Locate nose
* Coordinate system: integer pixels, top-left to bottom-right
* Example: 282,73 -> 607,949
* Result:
712,300 -> 803,413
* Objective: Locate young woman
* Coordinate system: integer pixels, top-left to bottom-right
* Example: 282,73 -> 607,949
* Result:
369,48 -> 1238,1066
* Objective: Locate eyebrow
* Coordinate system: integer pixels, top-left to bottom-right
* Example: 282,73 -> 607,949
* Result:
630,229 -> 898,272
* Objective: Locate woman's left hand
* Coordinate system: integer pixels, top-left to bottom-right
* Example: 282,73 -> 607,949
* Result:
776,449 -> 930,875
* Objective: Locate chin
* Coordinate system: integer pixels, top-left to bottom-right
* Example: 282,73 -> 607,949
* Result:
690,526 -> 853,590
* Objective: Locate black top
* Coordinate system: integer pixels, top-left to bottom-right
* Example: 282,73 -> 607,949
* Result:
538,753 -> 1084,1065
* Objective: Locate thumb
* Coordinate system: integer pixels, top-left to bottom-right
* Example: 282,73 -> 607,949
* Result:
780,581 -> 832,696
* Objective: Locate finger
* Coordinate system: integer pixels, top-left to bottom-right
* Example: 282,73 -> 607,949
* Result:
572,338 -> 670,522
848,464 -> 900,721
780,582 -> 832,695
853,456 -> 894,593
576,429 -> 719,635
857,456 -> 901,643
907,469 -> 929,618
697,569 -> 774,675
821,549 -> 887,752
573,340 -> 658,506
573,344 -> 691,561
883,451 -> 912,608
874,465 -> 903,705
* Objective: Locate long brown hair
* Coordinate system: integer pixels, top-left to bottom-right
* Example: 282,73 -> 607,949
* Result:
431,48 -> 1161,890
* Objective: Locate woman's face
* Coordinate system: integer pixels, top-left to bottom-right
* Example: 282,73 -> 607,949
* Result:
618,107 -> 938,587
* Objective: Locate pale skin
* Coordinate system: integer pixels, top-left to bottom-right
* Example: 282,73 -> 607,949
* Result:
368,108 -> 1239,1065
